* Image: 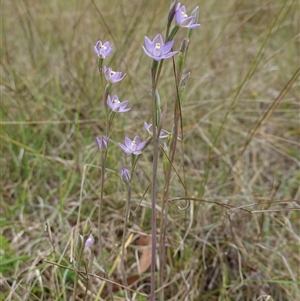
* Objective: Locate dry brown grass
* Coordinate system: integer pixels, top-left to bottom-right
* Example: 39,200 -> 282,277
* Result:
1,0 -> 299,300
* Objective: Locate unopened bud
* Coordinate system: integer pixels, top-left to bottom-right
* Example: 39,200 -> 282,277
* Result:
177,39 -> 189,74
180,72 -> 190,89
120,168 -> 131,183
179,38 -> 189,54
96,136 -> 109,151
188,6 -> 200,39
84,234 -> 95,248
167,1 -> 179,27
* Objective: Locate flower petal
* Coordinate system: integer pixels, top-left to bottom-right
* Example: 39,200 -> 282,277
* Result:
142,46 -> 160,60
124,137 -> 132,148
134,136 -> 141,145
162,40 -> 174,55
144,36 -> 154,51
191,6 -> 199,18
118,143 -> 131,154
118,101 -> 130,112
144,122 -> 152,134
162,51 -> 179,59
153,34 -> 164,46
133,149 -> 143,155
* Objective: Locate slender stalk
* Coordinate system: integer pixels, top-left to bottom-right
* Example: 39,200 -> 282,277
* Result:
150,140 -> 159,301
149,60 -> 160,301
158,62 -> 181,301
119,155 -> 142,300
120,182 -> 132,300
97,59 -> 114,301
97,58 -> 105,254
98,150 -> 107,255
159,36 -> 192,299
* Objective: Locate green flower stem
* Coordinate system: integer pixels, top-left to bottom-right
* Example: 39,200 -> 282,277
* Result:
108,111 -> 116,130
155,90 -> 161,128
154,60 -> 164,95
98,57 -> 104,72
167,25 -> 179,41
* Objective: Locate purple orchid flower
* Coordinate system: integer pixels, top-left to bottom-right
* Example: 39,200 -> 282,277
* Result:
85,234 -> 94,248
94,40 -> 113,58
175,5 -> 200,29
107,95 -> 131,113
96,136 -> 109,151
144,122 -> 169,138
142,34 -> 178,61
118,136 -> 146,155
103,66 -> 126,83
120,168 -> 131,183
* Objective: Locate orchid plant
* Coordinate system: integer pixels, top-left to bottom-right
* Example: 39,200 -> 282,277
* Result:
71,1 -> 200,300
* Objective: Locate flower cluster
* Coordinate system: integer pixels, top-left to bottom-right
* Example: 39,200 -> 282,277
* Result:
90,5 -> 201,298
142,3 -> 200,61
94,1 -> 200,191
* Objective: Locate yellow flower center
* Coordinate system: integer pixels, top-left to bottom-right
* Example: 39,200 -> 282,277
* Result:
155,43 -> 161,49
181,11 -> 188,18
113,99 -> 120,104
100,45 -> 107,49
111,70 -> 116,75
131,140 -> 137,150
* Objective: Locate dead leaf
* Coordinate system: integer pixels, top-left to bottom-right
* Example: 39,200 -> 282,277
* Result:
102,234 -> 152,297
137,235 -> 152,274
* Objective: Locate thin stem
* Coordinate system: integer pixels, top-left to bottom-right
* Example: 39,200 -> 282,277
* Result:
158,59 -> 181,301
149,61 -> 160,301
97,61 -> 114,301
120,182 -> 132,300
98,151 -> 107,254
97,58 -> 105,254
154,61 -> 164,95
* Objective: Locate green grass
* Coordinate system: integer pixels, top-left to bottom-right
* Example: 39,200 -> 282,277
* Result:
1,0 -> 299,300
